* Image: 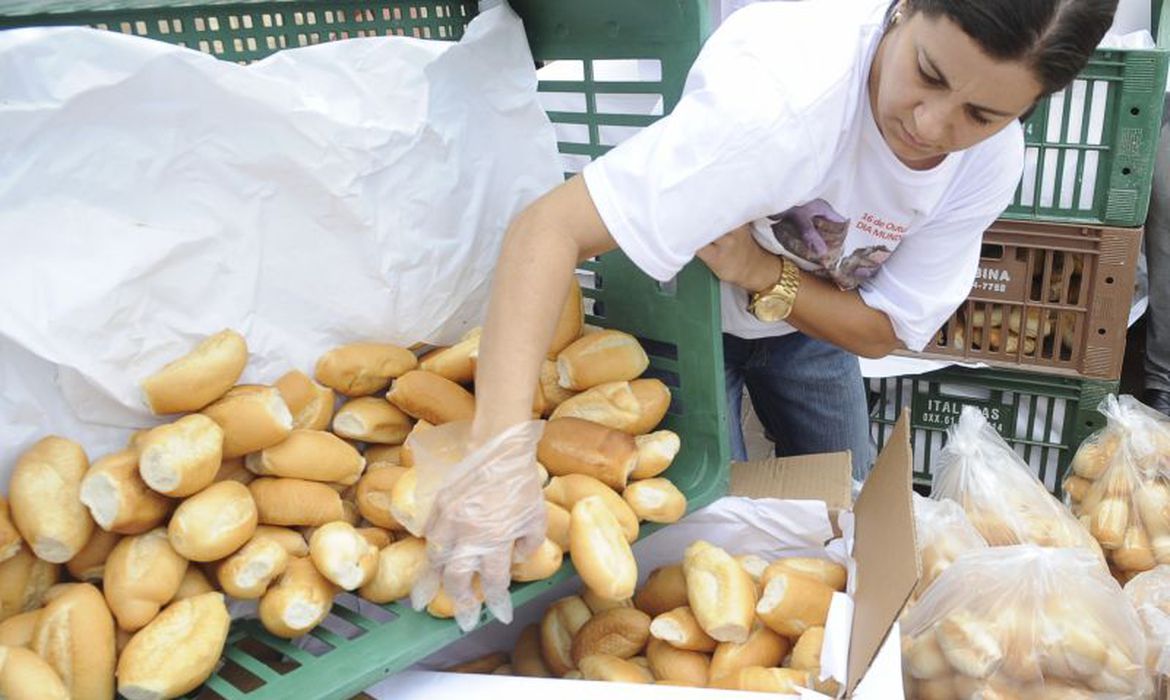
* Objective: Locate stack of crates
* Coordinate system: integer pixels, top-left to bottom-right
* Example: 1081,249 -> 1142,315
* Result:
0,2 -> 723,697
871,6 -> 1170,495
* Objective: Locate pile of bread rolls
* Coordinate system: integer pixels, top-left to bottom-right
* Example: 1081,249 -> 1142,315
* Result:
1124,565 -> 1170,684
902,545 -> 1151,700
931,407 -> 1103,561
443,541 -> 845,694
909,494 -> 987,605
0,278 -> 687,698
1063,395 -> 1170,584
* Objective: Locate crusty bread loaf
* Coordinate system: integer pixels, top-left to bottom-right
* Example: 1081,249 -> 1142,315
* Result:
419,328 -> 481,385
761,557 -> 847,592
167,481 -> 257,562
250,525 -> 309,557
649,606 -> 717,652
623,478 -> 686,524
201,385 -> 294,458
709,666 -> 812,693
356,527 -> 394,549
513,623 -> 552,677
755,572 -> 834,638
426,579 -> 483,619
904,630 -> 949,681
571,607 -> 651,665
548,278 -> 584,359
117,592 -> 230,700
248,478 -> 346,527
358,536 -> 427,604
213,457 -> 253,485
31,582 -> 116,700
65,529 -> 121,582
0,645 -> 70,700
790,626 -> 839,695
171,567 -> 216,602
625,379 -> 672,436
539,360 -> 579,416
246,429 -> 366,486
397,420 -> 433,468
80,449 -> 171,535
549,382 -> 641,432
708,625 -> 790,682
634,563 -> 688,618
631,431 -> 681,480
577,654 -> 654,683
386,370 -> 475,425
569,496 -> 637,602
274,370 -> 336,431
314,342 -> 418,397
0,498 -> 22,564
538,418 -> 638,490
540,595 -> 593,676
103,528 -> 189,632
388,468 -> 419,532
10,436 -> 93,563
0,608 -> 41,647
556,330 -> 649,391
216,535 -> 290,600
364,444 -> 403,465
644,637 -> 709,687
332,397 -> 414,445
138,414 -> 224,498
258,557 -> 337,638
141,329 -> 247,414
581,588 -> 634,615
683,541 -> 756,644
544,474 -> 638,543
934,609 -> 1004,680
545,501 -> 572,551
0,545 -> 59,623
308,522 -> 378,591
355,465 -> 409,530
511,538 -> 564,582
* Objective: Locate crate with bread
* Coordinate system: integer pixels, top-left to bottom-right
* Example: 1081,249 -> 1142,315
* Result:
381,413 -> 920,698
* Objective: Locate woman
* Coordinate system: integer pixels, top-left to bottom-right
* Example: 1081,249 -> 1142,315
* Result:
409,0 -> 1119,629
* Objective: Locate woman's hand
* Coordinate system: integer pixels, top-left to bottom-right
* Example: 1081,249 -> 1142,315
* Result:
696,224 -> 783,293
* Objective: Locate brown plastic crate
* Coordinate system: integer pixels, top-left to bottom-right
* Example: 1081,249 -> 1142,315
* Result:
900,219 -> 1142,379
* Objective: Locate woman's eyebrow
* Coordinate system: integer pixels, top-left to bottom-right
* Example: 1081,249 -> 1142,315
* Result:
921,49 -> 1014,118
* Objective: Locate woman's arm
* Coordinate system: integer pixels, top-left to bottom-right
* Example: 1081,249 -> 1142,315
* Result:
470,176 -> 617,445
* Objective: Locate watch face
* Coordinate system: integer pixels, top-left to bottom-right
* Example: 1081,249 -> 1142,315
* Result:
754,295 -> 790,322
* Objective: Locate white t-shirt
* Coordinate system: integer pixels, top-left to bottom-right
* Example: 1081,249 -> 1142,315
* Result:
582,0 -> 1025,351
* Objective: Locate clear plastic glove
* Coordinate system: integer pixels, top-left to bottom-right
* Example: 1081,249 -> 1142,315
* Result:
403,419 -> 546,632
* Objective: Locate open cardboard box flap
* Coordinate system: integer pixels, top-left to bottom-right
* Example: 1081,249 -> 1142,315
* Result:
729,409 -> 919,696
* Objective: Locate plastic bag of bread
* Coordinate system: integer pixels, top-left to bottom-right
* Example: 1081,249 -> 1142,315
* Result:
1125,565 -> 1170,679
910,493 -> 987,604
902,545 -> 1151,699
1063,395 -> 1170,582
932,406 -> 1102,559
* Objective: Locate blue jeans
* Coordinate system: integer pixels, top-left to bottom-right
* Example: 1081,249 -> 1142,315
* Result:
724,332 -> 875,480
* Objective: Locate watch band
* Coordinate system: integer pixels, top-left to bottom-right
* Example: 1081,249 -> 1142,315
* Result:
748,256 -> 801,322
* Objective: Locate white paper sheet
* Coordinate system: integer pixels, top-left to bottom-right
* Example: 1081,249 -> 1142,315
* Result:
0,3 -> 562,484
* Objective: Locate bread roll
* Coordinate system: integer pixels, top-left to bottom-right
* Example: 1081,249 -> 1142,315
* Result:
635,564 -> 689,618
445,651 -> 509,674
649,606 -> 717,652
548,278 -> 584,359
168,480 -> 257,562
570,496 -> 638,602
577,654 -> 653,683
356,527 -> 394,550
582,588 -> 634,615
358,536 -> 427,604
511,538 -> 564,582
0,499 -> 22,565
259,557 -> 337,638
936,609 -> 1004,679
755,572 -> 834,638
332,397 -> 413,445
0,546 -> 58,622
80,449 -> 171,535
631,431 -> 681,480
355,464 -> 409,530
65,529 -> 121,582
250,525 -> 309,557
420,328 -> 481,385
217,535 -> 290,599
274,370 -> 335,431
141,329 -> 247,414
539,360 -> 579,415
641,637 -> 708,686
538,418 -> 638,490
386,370 -> 475,425
556,330 -> 649,391
245,429 -> 365,486
1071,436 -> 1116,481
213,457 -> 253,485
0,609 -> 41,647
314,342 -> 418,397
906,630 -> 949,680
199,385 -> 292,459
104,528 -> 188,632
365,444 -> 403,465
761,557 -> 847,593
171,567 -> 216,602
623,478 -> 687,524
426,579 -> 483,619
735,555 -> 769,588
540,595 -> 593,676
117,592 -> 230,700
549,381 -> 641,432
708,625 -> 790,682
544,474 -> 639,543
1063,475 -> 1093,504
0,645 -> 70,700
683,541 -> 756,644
545,501 -> 571,551
513,623 -> 552,677
308,522 -> 378,591
249,477 -> 346,527
625,379 -> 672,436
791,627 -> 839,694
32,582 -> 116,700
137,415 -> 224,498
397,420 -> 433,468
1113,525 -> 1156,572
571,607 -> 651,665
709,666 -> 811,693
913,676 -> 959,700
388,468 -> 419,530
10,436 -> 93,563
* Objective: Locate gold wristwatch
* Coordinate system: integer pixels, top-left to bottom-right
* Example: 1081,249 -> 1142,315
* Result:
748,256 -> 802,322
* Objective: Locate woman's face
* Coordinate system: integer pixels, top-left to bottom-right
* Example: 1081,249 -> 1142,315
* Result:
870,9 -> 1043,169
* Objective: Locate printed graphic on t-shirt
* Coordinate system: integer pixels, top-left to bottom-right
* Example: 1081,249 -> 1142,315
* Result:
766,199 -> 897,290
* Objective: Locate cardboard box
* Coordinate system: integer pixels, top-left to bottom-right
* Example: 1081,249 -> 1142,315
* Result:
370,412 -> 919,698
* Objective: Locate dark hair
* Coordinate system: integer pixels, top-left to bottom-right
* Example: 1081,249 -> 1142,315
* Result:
886,0 -> 1120,96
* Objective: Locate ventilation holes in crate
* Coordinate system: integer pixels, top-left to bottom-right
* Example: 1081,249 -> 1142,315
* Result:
1017,78 -> 1110,211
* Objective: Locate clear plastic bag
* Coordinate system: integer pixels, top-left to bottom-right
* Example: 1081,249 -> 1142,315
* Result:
911,493 -> 988,604
931,406 -> 1103,560
1064,395 -> 1170,583
1124,565 -> 1170,678
902,545 -> 1152,699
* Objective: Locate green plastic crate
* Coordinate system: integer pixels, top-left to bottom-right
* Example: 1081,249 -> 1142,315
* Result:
868,366 -> 1116,496
0,2 -> 728,698
1003,2 -> 1170,226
